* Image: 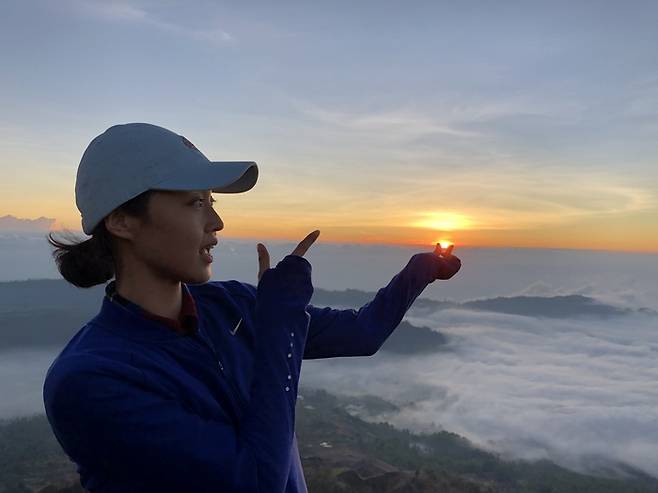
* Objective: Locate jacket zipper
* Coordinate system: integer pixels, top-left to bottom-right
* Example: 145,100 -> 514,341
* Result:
193,324 -> 248,411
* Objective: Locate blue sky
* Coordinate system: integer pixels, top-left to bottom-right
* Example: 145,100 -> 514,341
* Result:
1,0 -> 657,251
2,3 -> 658,475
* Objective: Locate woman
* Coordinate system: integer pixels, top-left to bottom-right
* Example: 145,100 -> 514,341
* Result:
43,122 -> 461,492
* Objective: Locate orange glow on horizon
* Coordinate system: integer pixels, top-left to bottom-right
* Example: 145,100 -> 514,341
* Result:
25,207 -> 658,255
410,212 -> 473,231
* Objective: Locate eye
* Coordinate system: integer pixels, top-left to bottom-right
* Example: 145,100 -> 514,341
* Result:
194,197 -> 217,207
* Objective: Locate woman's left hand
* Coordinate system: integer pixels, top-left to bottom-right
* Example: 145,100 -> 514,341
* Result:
431,243 -> 461,280
432,243 -> 462,282
407,243 -> 462,282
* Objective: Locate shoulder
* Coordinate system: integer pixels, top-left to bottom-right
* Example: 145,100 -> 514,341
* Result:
43,352 -> 145,410
45,351 -> 142,384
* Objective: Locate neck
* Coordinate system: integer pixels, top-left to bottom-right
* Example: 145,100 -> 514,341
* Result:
114,272 -> 182,321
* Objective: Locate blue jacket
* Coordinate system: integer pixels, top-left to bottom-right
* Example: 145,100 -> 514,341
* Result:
43,253 -> 438,492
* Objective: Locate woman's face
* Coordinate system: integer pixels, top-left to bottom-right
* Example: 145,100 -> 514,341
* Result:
127,189 -> 223,285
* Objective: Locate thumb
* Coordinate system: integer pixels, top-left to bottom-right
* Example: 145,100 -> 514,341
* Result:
257,243 -> 270,283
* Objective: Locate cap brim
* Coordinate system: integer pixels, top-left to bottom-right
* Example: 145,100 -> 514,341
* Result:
152,161 -> 258,193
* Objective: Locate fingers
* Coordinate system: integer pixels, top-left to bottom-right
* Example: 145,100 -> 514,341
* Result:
257,243 -> 270,282
258,230 -> 319,283
434,243 -> 455,257
291,230 -> 320,257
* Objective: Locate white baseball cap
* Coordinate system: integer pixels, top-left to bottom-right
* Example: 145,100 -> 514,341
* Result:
75,122 -> 258,235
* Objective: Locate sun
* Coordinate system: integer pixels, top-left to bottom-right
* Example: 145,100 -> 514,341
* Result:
436,239 -> 453,249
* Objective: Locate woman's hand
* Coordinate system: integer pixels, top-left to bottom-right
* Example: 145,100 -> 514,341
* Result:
435,243 -> 454,258
406,242 -> 462,283
431,242 -> 461,280
257,230 -> 320,282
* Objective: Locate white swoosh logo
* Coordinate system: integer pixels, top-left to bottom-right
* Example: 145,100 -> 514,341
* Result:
230,318 -> 242,336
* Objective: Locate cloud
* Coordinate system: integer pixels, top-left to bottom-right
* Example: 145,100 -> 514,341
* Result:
70,0 -> 234,45
284,98 -> 657,234
514,280 -> 555,297
76,1 -> 147,22
292,100 -> 479,140
0,215 -> 56,233
440,97 -> 587,126
301,305 -> 658,478
289,93 -> 591,145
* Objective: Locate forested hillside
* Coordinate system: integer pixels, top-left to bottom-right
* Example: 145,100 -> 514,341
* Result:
1,389 -> 655,493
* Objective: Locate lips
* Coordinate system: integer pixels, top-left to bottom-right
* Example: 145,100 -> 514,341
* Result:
200,239 -> 218,255
200,239 -> 216,263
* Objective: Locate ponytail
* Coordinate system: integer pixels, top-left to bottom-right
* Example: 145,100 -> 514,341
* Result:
46,190 -> 154,288
47,223 -> 115,288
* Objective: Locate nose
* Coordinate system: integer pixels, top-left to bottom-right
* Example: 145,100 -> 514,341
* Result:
209,208 -> 223,233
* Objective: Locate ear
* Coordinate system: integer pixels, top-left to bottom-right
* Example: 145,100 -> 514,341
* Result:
104,210 -> 137,241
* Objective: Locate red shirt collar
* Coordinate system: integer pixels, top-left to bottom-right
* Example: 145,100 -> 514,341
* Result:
105,281 -> 198,336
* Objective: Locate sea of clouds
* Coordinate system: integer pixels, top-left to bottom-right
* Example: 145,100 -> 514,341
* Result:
1,232 -> 657,479
300,304 -> 658,478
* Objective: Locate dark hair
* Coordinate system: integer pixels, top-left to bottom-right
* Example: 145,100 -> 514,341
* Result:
47,190 -> 155,288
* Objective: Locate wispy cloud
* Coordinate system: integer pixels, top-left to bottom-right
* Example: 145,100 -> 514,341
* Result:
70,0 -> 234,44
76,1 -> 147,22
290,93 -> 588,144
292,100 -> 480,140
441,98 -> 587,125
390,159 -> 658,230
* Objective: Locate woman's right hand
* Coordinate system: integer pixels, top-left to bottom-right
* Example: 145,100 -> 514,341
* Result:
257,230 -> 320,283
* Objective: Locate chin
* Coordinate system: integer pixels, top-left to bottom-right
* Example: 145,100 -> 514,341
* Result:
182,269 -> 212,285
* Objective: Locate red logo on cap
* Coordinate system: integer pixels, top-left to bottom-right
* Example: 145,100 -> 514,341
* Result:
181,136 -> 198,151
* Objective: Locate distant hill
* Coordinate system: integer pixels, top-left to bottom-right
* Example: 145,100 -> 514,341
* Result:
461,295 -> 643,319
0,279 -> 104,313
0,279 -> 654,354
309,287 -> 656,320
378,320 -> 448,354
1,388 -> 656,493
0,280 -> 448,354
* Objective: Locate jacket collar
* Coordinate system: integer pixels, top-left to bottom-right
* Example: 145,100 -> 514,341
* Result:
104,280 -> 198,334
93,280 -> 244,344
94,281 -> 199,343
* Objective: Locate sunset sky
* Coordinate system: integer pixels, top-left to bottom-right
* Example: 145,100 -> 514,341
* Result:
2,1 -> 657,253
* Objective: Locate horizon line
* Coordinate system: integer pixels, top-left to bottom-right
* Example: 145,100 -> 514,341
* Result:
1,228 -> 656,256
